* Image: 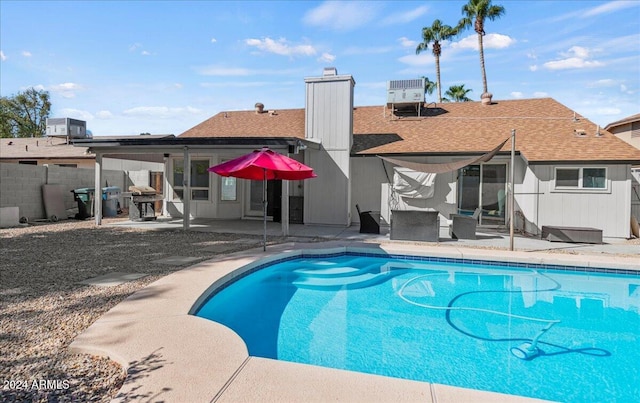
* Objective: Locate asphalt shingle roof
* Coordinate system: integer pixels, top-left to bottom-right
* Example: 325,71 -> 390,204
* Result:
179,98 -> 640,164
0,137 -> 92,159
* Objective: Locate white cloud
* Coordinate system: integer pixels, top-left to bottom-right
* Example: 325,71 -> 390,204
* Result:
620,84 -> 635,94
129,43 -> 151,55
588,79 -> 616,88
21,51 -> 32,57
0,51 -> 6,61
122,106 -> 202,119
303,1 -> 379,31
195,66 -> 303,77
200,81 -> 271,88
343,46 -> 394,55
48,82 -> 83,98
594,106 -> 621,115
200,80 -> 272,88
398,37 -> 417,48
526,51 -> 537,60
398,53 -> 434,67
50,82 -> 83,91
452,33 -> 515,50
511,92 -> 524,99
529,65 -> 538,72
59,108 -> 94,121
560,46 -> 590,59
543,46 -> 605,70
581,1 -> 638,17
543,57 -> 604,70
533,92 -> 548,98
211,38 -> 217,43
318,52 -> 336,63
381,5 -> 429,25
96,110 -> 113,119
245,37 -> 316,56
195,66 -> 252,76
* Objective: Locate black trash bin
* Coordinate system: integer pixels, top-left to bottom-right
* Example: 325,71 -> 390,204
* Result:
71,188 -> 95,220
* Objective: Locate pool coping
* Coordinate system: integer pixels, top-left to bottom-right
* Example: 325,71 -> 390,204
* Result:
70,241 -> 639,403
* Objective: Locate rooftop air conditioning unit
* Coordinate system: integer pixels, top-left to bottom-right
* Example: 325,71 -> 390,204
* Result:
45,117 -> 88,139
387,78 -> 426,105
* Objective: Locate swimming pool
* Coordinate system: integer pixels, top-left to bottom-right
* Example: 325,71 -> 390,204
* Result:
195,252 -> 640,402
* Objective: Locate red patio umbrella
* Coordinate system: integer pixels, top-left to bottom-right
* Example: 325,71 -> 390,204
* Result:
208,147 -> 316,250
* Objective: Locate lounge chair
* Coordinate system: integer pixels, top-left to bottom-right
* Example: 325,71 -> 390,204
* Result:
356,204 -> 380,234
449,208 -> 481,240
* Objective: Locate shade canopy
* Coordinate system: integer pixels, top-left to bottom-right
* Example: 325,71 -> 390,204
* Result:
208,147 -> 316,180
378,138 -> 509,174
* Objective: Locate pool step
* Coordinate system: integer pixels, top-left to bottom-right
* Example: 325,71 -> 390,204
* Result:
293,262 -> 379,278
293,271 -> 389,290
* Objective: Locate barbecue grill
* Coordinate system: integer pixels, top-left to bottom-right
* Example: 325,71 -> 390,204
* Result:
126,185 -> 162,221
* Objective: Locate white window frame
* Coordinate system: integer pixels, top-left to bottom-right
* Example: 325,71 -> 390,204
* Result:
171,158 -> 211,201
552,166 -> 610,193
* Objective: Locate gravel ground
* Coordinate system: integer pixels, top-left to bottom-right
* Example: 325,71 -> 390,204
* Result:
0,217 -> 280,402
1,216 -> 637,402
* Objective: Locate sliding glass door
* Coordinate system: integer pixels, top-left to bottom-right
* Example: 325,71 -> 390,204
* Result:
458,164 -> 506,226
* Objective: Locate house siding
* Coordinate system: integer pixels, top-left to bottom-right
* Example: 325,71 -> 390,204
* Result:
532,164 -> 631,238
303,72 -> 354,226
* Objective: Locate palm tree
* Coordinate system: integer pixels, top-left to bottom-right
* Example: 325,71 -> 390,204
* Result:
459,0 -> 505,101
421,76 -> 437,98
444,84 -> 473,102
416,19 -> 459,103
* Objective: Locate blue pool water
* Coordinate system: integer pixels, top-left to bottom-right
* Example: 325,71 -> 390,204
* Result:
195,253 -> 640,402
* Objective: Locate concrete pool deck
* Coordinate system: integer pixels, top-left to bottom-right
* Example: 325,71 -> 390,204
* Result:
70,240 -> 639,402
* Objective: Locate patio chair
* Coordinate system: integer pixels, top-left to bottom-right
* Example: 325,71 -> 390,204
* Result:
449,208 -> 481,240
356,204 -> 380,234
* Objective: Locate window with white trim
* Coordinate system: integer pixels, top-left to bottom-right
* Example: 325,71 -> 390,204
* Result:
172,158 -> 210,200
220,177 -> 237,201
554,167 -> 607,190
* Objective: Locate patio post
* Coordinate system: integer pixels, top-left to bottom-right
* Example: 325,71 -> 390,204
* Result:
282,179 -> 289,237
510,129 -> 515,251
183,146 -> 190,230
94,153 -> 103,226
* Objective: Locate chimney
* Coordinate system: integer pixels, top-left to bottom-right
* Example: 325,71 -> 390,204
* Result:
481,92 -> 493,105
323,67 -> 338,77
254,102 -> 264,114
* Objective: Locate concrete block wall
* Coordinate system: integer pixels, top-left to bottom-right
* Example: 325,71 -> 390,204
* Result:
0,163 -> 127,221
1,163 -> 47,220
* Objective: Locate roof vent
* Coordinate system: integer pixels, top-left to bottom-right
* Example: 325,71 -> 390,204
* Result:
481,92 -> 493,105
323,67 -> 338,76
574,129 -> 587,137
595,125 -> 603,137
255,102 -> 265,114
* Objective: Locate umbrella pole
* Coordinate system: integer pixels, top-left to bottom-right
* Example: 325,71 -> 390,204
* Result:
263,170 -> 267,251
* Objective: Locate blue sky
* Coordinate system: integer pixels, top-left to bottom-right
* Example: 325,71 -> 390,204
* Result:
1,1 -> 638,136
